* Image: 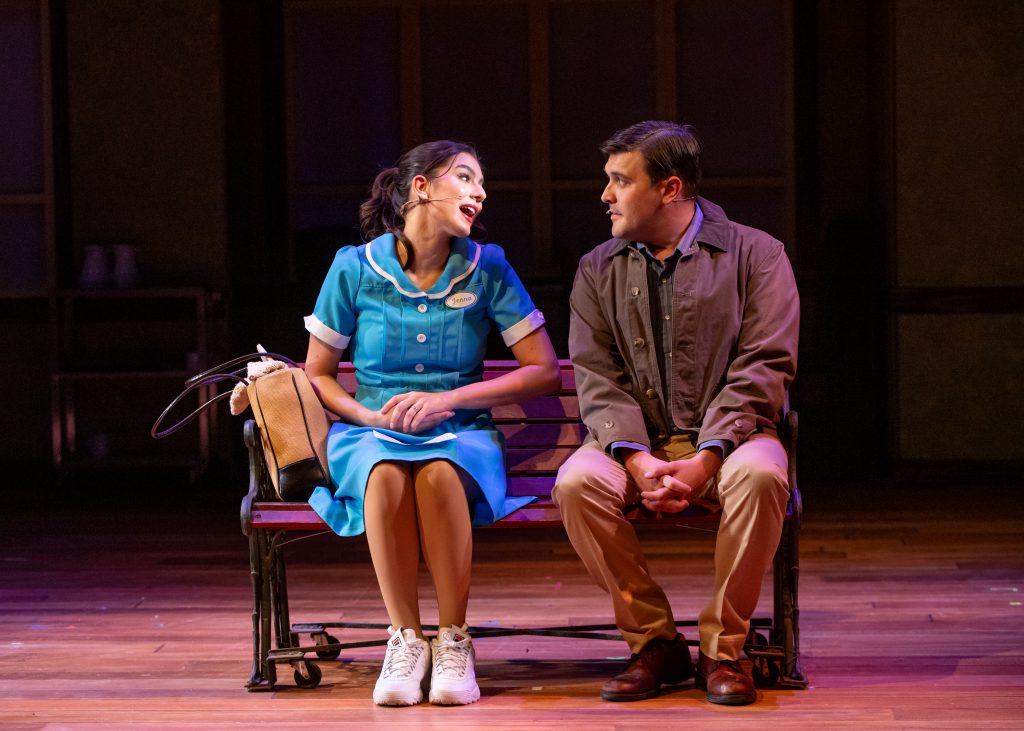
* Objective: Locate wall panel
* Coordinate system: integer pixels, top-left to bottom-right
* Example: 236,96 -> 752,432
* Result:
676,0 -> 788,178
898,314 -> 1024,459
894,0 -> 1024,288
549,1 -> 657,179
421,4 -> 531,180
66,0 -> 226,288
891,1 -> 1024,465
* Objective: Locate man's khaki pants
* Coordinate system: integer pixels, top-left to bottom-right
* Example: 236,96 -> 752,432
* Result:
552,433 -> 789,660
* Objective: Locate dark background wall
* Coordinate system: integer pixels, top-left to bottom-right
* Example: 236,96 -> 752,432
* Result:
2,0 -> 1021,497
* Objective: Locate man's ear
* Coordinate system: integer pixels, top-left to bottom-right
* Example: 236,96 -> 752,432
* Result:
660,175 -> 685,204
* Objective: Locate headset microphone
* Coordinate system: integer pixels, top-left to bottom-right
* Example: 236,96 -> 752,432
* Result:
400,195 -> 465,215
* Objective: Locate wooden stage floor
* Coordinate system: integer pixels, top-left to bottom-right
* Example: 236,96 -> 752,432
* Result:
1,482 -> 1022,729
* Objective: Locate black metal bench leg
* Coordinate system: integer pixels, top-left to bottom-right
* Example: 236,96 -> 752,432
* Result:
773,500 -> 808,688
244,529 -> 265,689
262,530 -> 324,689
250,528 -> 279,691
272,532 -> 296,651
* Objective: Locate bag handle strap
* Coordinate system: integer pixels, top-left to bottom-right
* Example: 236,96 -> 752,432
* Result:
151,351 -> 299,439
184,351 -> 297,386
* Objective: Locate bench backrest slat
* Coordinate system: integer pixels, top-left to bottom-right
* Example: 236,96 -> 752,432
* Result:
333,361 -> 577,395
492,397 -> 581,420
506,447 -> 580,474
498,423 -> 586,447
506,475 -> 557,497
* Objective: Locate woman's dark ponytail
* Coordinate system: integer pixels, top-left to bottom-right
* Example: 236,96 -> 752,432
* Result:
359,166 -> 402,242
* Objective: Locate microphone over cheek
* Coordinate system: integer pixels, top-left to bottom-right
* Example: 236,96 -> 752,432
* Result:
400,195 -> 463,215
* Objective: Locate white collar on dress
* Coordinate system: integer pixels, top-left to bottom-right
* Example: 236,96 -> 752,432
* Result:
365,234 -> 481,300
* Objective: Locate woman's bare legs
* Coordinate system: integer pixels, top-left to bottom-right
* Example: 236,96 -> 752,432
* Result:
412,460 -> 473,628
364,459 -> 473,633
364,461 -> 423,636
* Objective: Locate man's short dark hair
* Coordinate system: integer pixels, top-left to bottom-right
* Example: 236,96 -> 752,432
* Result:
600,121 -> 703,196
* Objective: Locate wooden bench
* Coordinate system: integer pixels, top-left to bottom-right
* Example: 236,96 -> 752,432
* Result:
239,360 -> 806,692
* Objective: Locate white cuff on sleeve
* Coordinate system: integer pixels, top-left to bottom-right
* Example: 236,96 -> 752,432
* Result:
304,314 -> 351,350
500,309 -> 545,347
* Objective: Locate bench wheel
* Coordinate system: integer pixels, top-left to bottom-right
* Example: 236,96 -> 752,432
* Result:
293,660 -> 322,689
748,632 -> 780,688
314,632 -> 341,661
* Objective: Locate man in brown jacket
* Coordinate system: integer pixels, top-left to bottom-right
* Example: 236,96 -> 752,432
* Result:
553,120 -> 799,705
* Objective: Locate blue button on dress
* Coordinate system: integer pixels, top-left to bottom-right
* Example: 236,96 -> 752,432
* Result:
304,233 -> 545,536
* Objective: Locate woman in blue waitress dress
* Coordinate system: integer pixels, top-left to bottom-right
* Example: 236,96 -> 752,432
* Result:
303,140 -> 560,707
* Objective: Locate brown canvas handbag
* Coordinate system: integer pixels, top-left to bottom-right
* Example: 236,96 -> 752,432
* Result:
152,351 -> 330,501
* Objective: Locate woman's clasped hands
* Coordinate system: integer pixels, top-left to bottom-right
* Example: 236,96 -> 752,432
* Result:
379,391 -> 457,433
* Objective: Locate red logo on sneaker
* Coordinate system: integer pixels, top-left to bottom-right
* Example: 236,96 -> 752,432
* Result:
391,636 -> 401,647
454,633 -> 465,642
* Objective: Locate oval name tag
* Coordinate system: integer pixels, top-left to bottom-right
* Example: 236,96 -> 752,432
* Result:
445,291 -> 478,309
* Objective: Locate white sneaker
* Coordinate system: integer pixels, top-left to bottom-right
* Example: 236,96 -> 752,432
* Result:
372,626 -> 431,706
429,624 -> 480,705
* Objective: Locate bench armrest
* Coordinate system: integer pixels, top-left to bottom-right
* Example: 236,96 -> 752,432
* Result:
240,419 -> 278,536
782,410 -> 801,526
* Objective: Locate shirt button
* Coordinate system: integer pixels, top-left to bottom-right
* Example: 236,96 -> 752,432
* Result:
417,303 -> 427,313
734,419 -> 744,427
631,287 -> 640,296
667,351 -> 672,358
414,364 -> 425,373
633,337 -> 645,348
645,388 -> 658,399
416,333 -> 427,343
664,314 -> 671,320
603,420 -> 614,429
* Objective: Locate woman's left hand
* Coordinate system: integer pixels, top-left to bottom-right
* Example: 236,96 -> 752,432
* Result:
381,391 -> 456,433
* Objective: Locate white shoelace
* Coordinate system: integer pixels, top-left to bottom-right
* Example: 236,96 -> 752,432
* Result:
382,642 -> 424,679
433,642 -> 471,677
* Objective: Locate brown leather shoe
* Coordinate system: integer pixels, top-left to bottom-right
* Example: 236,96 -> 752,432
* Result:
696,651 -> 757,705
600,634 -> 695,701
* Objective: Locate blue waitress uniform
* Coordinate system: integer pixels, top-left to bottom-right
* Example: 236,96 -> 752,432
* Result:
304,233 -> 545,537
